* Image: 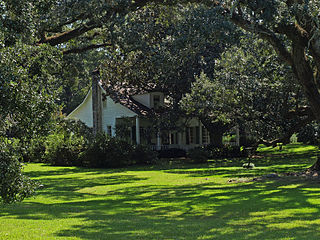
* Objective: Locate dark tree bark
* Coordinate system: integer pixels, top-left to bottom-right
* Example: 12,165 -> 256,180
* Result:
200,118 -> 230,147
209,131 -> 224,147
309,155 -> 320,172
227,7 -> 320,122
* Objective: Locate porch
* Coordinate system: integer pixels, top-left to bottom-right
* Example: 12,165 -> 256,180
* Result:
114,116 -> 212,150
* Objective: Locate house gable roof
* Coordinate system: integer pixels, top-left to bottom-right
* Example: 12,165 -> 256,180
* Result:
103,83 -> 153,116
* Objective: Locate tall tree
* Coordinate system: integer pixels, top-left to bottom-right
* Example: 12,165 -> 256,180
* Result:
0,43 -> 62,203
180,71 -> 238,146
206,1 -> 320,121
217,36 -> 311,145
100,4 -> 239,144
0,44 -> 62,139
181,35 -> 312,147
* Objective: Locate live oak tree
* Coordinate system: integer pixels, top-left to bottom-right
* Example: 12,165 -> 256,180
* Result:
180,71 -> 238,147
208,0 -> 320,169
100,4 -> 239,145
0,44 -> 62,139
102,4 -> 237,95
182,35 -> 313,147
206,0 -> 320,121
3,0 -> 319,118
214,36 -> 311,146
0,43 -> 62,203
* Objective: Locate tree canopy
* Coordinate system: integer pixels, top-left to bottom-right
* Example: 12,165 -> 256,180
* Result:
2,1 -> 319,121
213,0 -> 320,120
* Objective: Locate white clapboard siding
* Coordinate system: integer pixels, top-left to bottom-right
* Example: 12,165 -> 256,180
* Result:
68,86 -> 137,135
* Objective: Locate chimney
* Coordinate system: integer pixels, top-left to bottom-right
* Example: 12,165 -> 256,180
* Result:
92,69 -> 102,136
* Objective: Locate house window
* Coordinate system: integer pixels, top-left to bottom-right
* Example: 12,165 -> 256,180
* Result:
202,126 -> 209,144
162,132 -> 170,145
153,95 -> 161,109
186,127 -> 195,145
195,126 -> 200,144
170,132 -> 178,145
186,128 -> 190,145
107,126 -> 112,136
190,127 -> 194,144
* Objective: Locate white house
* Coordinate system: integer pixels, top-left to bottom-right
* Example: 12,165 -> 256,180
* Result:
67,73 -> 213,150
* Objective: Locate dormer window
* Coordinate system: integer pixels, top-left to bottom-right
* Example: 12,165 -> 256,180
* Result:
153,95 -> 161,109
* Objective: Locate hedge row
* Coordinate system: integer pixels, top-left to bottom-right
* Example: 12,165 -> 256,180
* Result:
22,120 -> 157,168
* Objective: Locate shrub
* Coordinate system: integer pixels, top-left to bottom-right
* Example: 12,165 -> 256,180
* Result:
297,122 -> 320,145
131,145 -> 158,165
44,132 -> 86,166
0,137 -> 39,204
82,134 -> 134,168
58,118 -> 94,141
187,147 -> 209,163
205,145 -> 246,159
22,137 -> 46,163
158,148 -> 186,158
240,135 -> 258,147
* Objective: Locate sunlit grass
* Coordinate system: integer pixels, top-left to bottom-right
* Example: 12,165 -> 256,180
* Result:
1,144 -> 320,239
257,143 -> 318,155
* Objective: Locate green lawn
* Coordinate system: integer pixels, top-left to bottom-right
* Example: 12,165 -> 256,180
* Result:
1,144 -> 320,239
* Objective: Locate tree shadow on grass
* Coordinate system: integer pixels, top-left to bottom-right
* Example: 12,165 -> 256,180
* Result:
53,181 -> 320,239
40,174 -> 148,202
165,164 -> 315,179
24,164 -> 125,179
2,175 -> 320,239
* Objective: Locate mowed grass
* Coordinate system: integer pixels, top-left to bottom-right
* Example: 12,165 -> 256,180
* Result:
1,143 -> 320,239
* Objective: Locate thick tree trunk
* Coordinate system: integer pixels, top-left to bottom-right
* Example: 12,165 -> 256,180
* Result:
292,43 -> 320,121
259,114 -> 314,147
209,131 -> 223,147
200,118 -> 230,147
308,155 -> 320,172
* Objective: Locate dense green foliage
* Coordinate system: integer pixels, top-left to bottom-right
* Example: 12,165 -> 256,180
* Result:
45,132 -> 87,167
103,4 -> 238,96
0,43 -> 62,204
0,138 -> 39,204
187,147 -> 209,163
181,35 -> 309,145
213,36 -> 309,144
297,122 -> 320,145
188,145 -> 246,163
218,0 -> 320,121
0,44 -> 62,139
40,120 -> 157,168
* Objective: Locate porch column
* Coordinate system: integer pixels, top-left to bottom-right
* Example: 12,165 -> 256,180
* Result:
199,120 -> 203,145
136,116 -> 140,144
235,124 -> 240,147
156,130 -> 161,150
177,132 -> 182,145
